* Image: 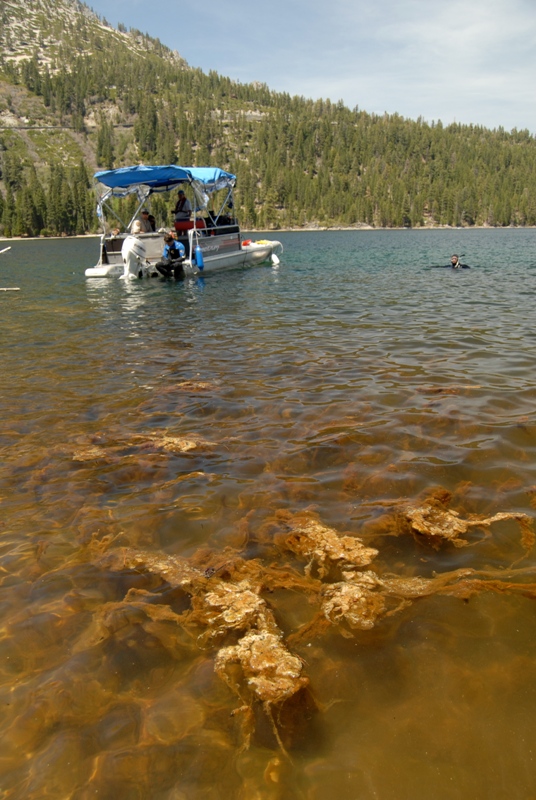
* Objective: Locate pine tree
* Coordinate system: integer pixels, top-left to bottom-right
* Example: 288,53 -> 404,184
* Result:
96,114 -> 114,169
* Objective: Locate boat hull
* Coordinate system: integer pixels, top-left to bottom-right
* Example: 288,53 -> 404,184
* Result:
85,232 -> 282,278
85,263 -> 124,278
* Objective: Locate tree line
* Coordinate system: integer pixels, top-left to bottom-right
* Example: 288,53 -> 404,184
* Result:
2,0 -> 536,235
0,148 -> 94,237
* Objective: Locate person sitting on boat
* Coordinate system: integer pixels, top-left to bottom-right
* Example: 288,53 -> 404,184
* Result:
173,190 -> 192,222
155,233 -> 186,279
130,209 -> 153,234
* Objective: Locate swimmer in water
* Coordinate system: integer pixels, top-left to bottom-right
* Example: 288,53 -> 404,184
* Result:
430,254 -> 470,269
450,254 -> 470,268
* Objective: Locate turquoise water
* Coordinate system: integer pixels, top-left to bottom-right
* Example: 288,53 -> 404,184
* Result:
1,229 -> 536,799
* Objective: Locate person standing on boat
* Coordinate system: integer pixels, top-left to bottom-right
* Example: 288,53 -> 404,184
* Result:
130,209 -> 153,233
173,190 -> 192,222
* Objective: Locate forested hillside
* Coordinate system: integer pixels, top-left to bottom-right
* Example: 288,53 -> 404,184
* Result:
1,0 -> 536,236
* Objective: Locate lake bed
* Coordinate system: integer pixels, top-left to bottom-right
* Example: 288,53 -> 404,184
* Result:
1,229 -> 536,799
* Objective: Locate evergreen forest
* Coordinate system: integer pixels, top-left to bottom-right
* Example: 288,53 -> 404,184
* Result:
1,0 -> 536,237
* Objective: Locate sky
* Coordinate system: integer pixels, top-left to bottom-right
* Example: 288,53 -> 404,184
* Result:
86,0 -> 536,133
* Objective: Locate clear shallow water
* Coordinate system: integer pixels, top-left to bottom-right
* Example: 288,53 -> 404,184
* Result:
1,230 -> 536,798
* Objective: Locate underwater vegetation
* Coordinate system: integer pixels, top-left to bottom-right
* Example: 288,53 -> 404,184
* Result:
41,487 -> 532,764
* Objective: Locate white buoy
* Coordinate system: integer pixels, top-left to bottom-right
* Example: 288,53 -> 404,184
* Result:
0,246 -> 12,255
271,253 -> 280,266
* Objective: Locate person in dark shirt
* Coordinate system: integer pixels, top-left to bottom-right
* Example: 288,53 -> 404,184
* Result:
173,190 -> 192,221
449,254 -> 470,268
430,254 -> 470,269
155,233 -> 186,278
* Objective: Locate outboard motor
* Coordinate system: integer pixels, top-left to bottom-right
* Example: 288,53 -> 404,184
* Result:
121,235 -> 148,279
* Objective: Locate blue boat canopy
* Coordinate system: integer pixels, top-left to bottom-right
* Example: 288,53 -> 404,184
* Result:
94,164 -> 236,193
95,164 -> 191,190
94,164 -> 237,231
185,167 -> 236,193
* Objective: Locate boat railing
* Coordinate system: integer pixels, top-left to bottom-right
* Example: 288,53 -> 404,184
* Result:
204,222 -> 240,236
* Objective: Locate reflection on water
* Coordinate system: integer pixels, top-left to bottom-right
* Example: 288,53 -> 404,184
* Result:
1,230 -> 536,798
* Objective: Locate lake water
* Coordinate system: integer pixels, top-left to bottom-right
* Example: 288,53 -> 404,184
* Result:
1,229 -> 536,799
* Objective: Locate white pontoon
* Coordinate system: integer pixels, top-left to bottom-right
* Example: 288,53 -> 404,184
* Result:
85,165 -> 283,279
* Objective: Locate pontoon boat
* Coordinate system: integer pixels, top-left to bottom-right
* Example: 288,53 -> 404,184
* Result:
85,165 -> 283,279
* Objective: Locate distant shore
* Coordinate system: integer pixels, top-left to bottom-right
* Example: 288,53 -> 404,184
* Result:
2,224 -> 536,243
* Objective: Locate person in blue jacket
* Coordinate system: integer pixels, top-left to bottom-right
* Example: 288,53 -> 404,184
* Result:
155,233 -> 186,278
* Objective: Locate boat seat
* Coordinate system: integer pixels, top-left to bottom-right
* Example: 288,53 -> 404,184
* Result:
174,219 -> 206,232
107,238 -> 124,253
